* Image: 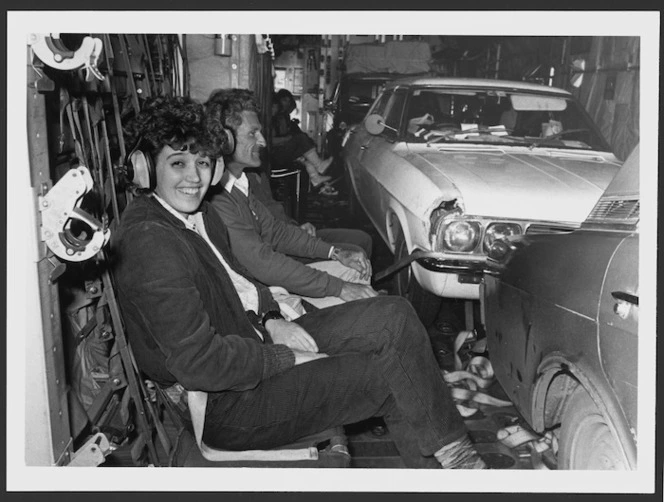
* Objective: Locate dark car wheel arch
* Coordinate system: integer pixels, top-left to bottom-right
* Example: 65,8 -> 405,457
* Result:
530,356 -> 637,469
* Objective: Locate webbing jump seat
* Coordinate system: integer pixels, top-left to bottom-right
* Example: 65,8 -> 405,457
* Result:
168,390 -> 351,468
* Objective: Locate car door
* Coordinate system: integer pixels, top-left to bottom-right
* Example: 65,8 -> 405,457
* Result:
356,88 -> 408,235
345,90 -> 391,223
597,232 -> 639,433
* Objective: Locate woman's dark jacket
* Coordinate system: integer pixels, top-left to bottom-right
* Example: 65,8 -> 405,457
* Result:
112,195 -> 295,392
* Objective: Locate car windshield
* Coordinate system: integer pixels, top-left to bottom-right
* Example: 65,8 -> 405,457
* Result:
403,87 -> 610,151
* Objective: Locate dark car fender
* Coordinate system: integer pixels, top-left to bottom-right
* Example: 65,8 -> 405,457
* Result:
483,229 -> 637,467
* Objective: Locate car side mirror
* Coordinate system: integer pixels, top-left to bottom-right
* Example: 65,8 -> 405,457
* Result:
365,113 -> 397,136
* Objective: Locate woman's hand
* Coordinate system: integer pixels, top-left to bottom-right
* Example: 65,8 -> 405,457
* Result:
265,318 -> 319,353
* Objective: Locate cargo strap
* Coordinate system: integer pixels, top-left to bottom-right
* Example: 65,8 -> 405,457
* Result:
442,330 -> 512,417
496,424 -> 557,470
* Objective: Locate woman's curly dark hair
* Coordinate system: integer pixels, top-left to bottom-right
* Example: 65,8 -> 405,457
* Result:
204,88 -> 260,146
123,95 -> 229,162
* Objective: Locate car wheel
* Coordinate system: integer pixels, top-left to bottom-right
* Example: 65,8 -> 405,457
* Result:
558,386 -> 630,470
394,233 -> 442,327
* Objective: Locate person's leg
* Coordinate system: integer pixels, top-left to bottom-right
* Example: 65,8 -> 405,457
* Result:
300,159 -> 331,187
300,147 -> 333,175
295,296 -> 468,458
204,352 -> 390,449
204,350 -> 439,468
316,227 -> 373,259
270,134 -> 316,168
205,295 -> 480,467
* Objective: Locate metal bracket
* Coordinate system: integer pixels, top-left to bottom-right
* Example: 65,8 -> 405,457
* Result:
68,432 -> 111,467
28,33 -> 105,82
38,166 -> 110,262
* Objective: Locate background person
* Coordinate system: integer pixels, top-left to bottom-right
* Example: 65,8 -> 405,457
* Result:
271,88 -> 337,195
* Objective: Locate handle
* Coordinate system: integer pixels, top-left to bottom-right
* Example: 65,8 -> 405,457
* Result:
611,291 -> 638,306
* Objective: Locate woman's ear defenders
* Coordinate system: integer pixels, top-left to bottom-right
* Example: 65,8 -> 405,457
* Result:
211,158 -> 225,186
126,129 -> 234,189
126,138 -> 155,190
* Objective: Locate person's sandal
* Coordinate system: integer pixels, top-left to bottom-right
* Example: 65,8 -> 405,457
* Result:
314,183 -> 338,197
435,436 -> 488,469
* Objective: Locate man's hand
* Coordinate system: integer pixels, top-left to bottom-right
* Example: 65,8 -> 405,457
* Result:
332,248 -> 372,281
293,349 -> 328,366
299,222 -> 317,237
265,318 -> 319,352
339,282 -> 379,302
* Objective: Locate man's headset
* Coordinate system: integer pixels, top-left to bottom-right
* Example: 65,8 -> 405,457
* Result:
125,128 -> 236,190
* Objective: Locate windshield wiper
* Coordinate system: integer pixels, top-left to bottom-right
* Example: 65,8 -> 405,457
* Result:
527,128 -> 590,150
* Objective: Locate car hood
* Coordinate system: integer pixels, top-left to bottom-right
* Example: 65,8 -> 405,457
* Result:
410,147 -> 621,224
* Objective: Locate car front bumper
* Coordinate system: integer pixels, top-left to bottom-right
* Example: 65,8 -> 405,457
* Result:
411,251 -> 489,299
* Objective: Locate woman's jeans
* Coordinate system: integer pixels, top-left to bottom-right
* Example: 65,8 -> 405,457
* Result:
203,296 -> 466,468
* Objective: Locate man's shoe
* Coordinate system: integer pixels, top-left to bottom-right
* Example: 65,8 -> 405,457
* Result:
435,436 -> 488,469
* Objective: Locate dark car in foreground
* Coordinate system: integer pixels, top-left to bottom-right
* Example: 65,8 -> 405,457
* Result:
481,145 -> 639,469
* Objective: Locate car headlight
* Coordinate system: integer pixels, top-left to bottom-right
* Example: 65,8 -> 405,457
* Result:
483,223 -> 522,253
441,220 -> 481,252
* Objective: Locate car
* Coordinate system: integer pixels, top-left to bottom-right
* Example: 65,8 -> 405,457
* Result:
342,77 -> 622,306
481,144 -> 639,469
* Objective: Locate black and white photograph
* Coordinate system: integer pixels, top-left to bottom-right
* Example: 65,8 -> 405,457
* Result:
5,7 -> 660,497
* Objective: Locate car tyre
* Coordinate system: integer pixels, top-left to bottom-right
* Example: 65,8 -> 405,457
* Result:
394,233 -> 442,328
558,386 -> 630,470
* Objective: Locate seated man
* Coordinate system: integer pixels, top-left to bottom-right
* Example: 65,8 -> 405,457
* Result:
205,88 -> 377,308
113,95 -> 485,469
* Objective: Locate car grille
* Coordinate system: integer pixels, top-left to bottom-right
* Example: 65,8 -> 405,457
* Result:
586,198 -> 640,223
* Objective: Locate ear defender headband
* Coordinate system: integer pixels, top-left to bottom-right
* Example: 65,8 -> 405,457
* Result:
126,131 -> 235,190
